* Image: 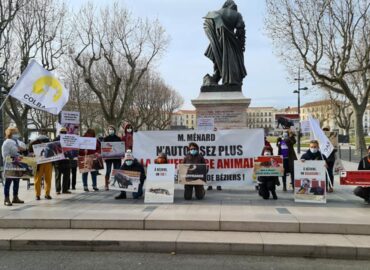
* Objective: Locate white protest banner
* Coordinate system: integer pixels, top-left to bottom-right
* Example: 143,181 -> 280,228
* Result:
60,134 -> 79,151
197,117 -> 215,131
61,111 -> 80,125
101,141 -> 125,159
79,137 -> 97,150
294,160 -> 326,204
8,60 -> 69,114
145,164 -> 175,204
133,129 -> 264,187
32,141 -> 65,164
309,116 -> 334,158
110,170 -> 140,192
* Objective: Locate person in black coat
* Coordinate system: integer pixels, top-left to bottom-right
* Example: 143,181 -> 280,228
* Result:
353,146 -> 370,203
103,125 -> 122,191
257,147 -> 279,200
300,140 -> 326,162
115,151 -> 146,200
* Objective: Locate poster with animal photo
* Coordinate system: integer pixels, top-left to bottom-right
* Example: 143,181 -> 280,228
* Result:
32,141 -> 65,164
110,170 -> 141,192
60,111 -> 80,135
78,154 -> 104,173
177,164 -> 208,185
253,156 -> 284,177
101,141 -> 125,159
294,160 -> 326,204
4,156 -> 37,178
145,164 -> 176,204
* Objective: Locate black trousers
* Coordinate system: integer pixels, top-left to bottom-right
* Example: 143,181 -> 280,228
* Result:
55,165 -> 71,193
354,187 -> 370,202
184,185 -> 205,200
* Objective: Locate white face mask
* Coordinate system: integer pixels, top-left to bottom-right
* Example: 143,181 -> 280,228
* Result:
310,148 -> 318,154
12,134 -> 20,140
127,129 -> 132,133
108,129 -> 115,135
282,133 -> 288,138
264,152 -> 272,156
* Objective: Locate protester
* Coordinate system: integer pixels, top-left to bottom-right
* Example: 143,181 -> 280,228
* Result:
29,129 -> 53,200
182,142 -> 207,200
2,127 -> 26,206
353,146 -> 370,203
257,146 -> 279,200
115,151 -> 146,200
103,125 -> 122,191
300,140 -> 326,162
154,152 -> 168,164
322,127 -> 336,192
53,127 -> 71,195
121,123 -> 134,151
70,156 -> 78,190
277,130 -> 297,191
79,129 -> 101,192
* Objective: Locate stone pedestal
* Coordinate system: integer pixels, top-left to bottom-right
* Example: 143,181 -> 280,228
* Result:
191,90 -> 251,130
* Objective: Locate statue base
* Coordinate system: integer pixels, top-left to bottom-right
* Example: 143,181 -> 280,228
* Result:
192,90 -> 251,130
200,84 -> 241,92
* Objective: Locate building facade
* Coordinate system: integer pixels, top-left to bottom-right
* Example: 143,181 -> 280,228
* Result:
246,107 -> 277,132
171,110 -> 197,130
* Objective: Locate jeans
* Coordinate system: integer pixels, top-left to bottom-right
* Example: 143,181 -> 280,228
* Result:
105,160 -> 121,178
82,171 -> 97,188
132,182 -> 144,199
4,178 -> 20,198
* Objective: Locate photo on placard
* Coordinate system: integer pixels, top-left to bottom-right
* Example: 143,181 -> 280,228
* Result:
109,170 -> 141,192
177,164 -> 208,185
101,141 -> 125,159
145,164 -> 176,204
32,141 -> 65,164
253,156 -> 284,177
78,154 -> 104,173
4,156 -> 37,178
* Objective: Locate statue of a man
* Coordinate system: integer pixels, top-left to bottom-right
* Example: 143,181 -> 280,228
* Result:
203,0 -> 247,87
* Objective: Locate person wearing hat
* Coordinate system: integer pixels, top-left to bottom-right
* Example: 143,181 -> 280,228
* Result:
53,127 -> 71,195
29,129 -> 53,200
103,125 -> 122,191
353,146 -> 370,203
115,150 -> 146,200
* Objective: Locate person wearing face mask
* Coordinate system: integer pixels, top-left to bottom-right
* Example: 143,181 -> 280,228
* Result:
182,142 -> 207,200
277,130 -> 297,191
103,125 -> 122,191
115,151 -> 146,200
155,153 -> 168,164
121,123 -> 134,151
353,146 -> 370,203
257,146 -> 279,200
300,140 -> 325,162
2,127 -> 26,206
53,127 -> 71,195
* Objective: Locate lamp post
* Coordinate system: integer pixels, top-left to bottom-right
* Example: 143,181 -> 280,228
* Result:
294,67 -> 309,154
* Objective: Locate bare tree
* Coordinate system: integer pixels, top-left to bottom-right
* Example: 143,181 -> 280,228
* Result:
327,92 -> 354,135
73,3 -> 169,130
266,0 -> 370,150
0,0 -> 69,140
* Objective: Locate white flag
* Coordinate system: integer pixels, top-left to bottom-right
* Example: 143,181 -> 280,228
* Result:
308,116 -> 334,158
9,60 -> 69,115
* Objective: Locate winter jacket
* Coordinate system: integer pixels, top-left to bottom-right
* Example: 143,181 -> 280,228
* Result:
277,135 -> 297,173
121,123 -> 133,151
53,135 -> 71,168
358,157 -> 370,170
182,153 -> 207,165
2,139 -> 21,159
301,150 -> 326,161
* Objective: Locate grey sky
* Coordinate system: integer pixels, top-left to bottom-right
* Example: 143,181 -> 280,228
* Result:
70,0 -> 317,109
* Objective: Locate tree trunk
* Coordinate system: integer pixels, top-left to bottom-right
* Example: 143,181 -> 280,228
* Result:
353,106 -> 366,151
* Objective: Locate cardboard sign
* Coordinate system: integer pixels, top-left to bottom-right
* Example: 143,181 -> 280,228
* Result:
32,141 -> 65,164
79,137 -> 97,150
101,141 -> 125,159
110,170 -> 141,192
253,156 -> 284,177
60,134 -> 80,151
145,164 -> 175,204
61,111 -> 80,125
294,160 -> 326,204
4,156 -> 37,179
340,171 -> 370,186
78,154 -> 104,173
177,164 -> 208,185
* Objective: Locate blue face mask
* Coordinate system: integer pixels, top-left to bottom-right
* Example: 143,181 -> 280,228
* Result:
190,149 -> 198,156
125,160 -> 133,166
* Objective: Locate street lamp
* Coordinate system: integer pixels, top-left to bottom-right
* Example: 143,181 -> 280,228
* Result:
293,86 -> 308,154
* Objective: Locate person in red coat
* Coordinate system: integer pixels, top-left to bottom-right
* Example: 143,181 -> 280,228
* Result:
79,129 -> 101,192
121,123 -> 134,151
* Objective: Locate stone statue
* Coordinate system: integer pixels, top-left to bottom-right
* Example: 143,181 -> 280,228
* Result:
203,0 -> 247,89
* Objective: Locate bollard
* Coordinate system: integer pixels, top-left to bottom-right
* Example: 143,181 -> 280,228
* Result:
339,145 -> 342,159
349,146 -> 351,162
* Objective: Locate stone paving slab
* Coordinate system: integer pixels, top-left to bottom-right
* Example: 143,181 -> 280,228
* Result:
0,229 -> 368,259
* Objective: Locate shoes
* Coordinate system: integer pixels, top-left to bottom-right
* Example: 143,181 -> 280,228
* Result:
84,188 -> 89,192
328,187 -> 334,193
36,196 -> 41,200
62,191 -> 72,194
12,196 -> 24,204
207,186 -> 213,191
71,187 -> 76,190
4,197 -> 12,206
115,192 -> 127,200
272,193 -> 278,200
93,187 -> 99,191
45,195 -> 52,200
105,186 -> 109,191
283,186 -> 287,192
217,186 -> 222,191
56,192 -> 61,195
